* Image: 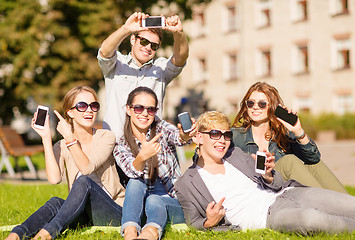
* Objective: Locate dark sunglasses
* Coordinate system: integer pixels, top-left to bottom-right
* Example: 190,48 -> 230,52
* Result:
130,104 -> 158,116
200,130 -> 233,141
70,101 -> 100,112
135,35 -> 160,51
246,99 -> 268,109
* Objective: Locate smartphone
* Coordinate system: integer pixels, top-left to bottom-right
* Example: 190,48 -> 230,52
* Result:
274,105 -> 298,126
255,151 -> 266,174
34,105 -> 49,129
178,112 -> 193,133
142,16 -> 165,28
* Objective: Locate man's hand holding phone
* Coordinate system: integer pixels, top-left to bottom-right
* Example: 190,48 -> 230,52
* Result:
252,151 -> 275,183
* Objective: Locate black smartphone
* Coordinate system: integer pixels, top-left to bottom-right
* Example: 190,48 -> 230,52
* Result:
178,112 -> 193,133
255,151 -> 266,174
142,16 -> 165,28
274,106 -> 298,126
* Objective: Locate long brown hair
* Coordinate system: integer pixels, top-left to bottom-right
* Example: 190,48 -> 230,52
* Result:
62,86 -> 98,132
124,86 -> 159,184
232,82 -> 289,152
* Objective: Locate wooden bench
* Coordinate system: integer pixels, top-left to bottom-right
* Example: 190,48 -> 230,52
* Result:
0,126 -> 43,178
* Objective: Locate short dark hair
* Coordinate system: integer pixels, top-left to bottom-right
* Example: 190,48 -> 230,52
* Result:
135,28 -> 163,43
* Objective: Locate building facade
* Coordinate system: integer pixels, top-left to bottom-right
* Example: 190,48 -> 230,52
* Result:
164,0 -> 355,119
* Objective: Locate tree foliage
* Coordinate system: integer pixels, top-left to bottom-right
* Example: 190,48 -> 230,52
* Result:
0,0 -> 208,124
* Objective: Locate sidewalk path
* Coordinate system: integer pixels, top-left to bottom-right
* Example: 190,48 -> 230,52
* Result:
317,139 -> 355,186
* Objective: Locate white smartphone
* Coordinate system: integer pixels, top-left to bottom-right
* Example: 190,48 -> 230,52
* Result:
142,16 -> 165,28
34,105 -> 49,129
178,112 -> 193,133
255,151 -> 266,174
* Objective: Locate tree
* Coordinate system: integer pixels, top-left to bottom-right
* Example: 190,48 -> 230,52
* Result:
0,0 -> 209,124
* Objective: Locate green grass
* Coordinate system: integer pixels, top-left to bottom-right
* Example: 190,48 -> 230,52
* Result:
1,184 -> 355,239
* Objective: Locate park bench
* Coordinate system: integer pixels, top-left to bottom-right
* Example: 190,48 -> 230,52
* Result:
0,126 -> 43,178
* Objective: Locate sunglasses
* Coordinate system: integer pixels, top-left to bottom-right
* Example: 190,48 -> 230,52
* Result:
135,35 -> 160,51
200,130 -> 233,141
70,101 -> 100,112
246,100 -> 268,109
130,104 -> 158,116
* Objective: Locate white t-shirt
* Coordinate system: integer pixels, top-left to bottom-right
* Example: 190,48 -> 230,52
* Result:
198,160 -> 286,229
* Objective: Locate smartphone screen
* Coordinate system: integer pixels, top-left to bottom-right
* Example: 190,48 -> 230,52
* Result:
34,108 -> 48,128
178,112 -> 193,133
274,106 -> 298,126
256,155 -> 266,170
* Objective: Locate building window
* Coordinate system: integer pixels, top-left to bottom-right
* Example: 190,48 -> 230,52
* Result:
337,94 -> 352,114
256,0 -> 271,28
227,5 -> 237,32
192,11 -> 206,38
256,48 -> 272,77
292,43 -> 309,74
296,96 -> 311,113
193,57 -> 208,83
330,0 -> 349,16
223,52 -> 238,81
291,0 -> 308,22
331,36 -> 351,70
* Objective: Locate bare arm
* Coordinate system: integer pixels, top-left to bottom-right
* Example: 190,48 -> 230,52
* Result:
164,15 -> 189,67
31,114 -> 61,184
100,12 -> 149,58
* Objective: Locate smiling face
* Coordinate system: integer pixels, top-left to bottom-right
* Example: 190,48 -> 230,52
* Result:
67,91 -> 97,129
246,91 -> 270,125
130,30 -> 160,66
127,93 -> 156,134
197,126 -> 231,163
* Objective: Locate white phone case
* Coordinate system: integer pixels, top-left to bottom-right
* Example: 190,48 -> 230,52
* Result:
255,151 -> 266,174
34,105 -> 49,129
142,16 -> 165,28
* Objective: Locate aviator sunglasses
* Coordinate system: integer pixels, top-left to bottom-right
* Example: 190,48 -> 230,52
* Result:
200,130 -> 233,141
130,104 -> 158,116
246,99 -> 268,109
70,101 -> 100,112
135,35 -> 160,51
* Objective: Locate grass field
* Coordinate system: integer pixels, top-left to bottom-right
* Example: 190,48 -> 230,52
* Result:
0,183 -> 355,240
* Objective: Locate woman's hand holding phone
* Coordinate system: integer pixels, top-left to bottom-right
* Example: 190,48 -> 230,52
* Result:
275,105 -> 305,139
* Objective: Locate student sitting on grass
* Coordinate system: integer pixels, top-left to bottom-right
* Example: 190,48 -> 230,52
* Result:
175,111 -> 355,234
114,86 -> 195,240
5,86 -> 125,240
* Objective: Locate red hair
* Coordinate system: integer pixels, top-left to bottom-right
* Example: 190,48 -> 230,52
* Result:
232,82 -> 290,152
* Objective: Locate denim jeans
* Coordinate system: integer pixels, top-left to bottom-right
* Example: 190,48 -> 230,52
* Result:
11,175 -> 122,239
121,178 -> 184,239
267,187 -> 355,234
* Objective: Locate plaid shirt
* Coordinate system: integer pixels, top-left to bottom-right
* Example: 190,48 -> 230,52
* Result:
114,120 -> 189,198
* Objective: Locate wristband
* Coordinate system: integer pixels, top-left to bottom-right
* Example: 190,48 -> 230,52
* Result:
66,139 -> 78,148
295,131 -> 306,140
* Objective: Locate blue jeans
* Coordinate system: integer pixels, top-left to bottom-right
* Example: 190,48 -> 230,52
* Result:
267,187 -> 355,234
11,175 -> 122,239
121,178 -> 185,239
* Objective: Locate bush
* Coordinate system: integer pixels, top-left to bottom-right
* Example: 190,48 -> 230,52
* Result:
300,113 -> 355,140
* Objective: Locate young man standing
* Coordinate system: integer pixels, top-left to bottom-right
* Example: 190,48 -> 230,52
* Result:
98,12 -> 189,139
175,111 -> 355,234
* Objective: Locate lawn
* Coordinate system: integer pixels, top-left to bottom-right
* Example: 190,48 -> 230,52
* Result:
0,183 -> 355,240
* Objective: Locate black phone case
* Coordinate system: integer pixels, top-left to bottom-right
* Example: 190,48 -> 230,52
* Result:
274,106 -> 298,126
